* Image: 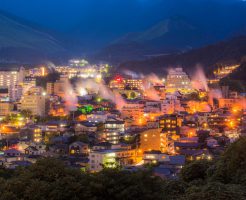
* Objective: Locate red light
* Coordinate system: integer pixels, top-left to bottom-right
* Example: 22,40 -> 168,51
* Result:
115,76 -> 122,82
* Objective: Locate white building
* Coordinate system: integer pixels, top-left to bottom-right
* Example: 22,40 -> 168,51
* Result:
87,111 -> 109,123
19,91 -> 46,116
104,118 -> 125,144
89,149 -> 136,172
166,68 -> 192,93
0,67 -> 25,101
161,98 -> 183,114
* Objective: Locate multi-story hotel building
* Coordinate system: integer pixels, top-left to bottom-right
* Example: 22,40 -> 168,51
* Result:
166,68 -> 192,93
0,68 -> 25,100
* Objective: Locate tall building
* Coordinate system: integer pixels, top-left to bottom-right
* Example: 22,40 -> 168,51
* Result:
46,82 -> 55,95
159,114 -> 179,132
166,68 -> 192,93
53,76 -> 69,98
0,68 -> 25,101
140,129 -> 161,152
159,114 -> 180,153
104,118 -> 125,144
19,87 -> 46,116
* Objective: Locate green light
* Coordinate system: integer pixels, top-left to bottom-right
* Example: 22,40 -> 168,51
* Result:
78,105 -> 94,114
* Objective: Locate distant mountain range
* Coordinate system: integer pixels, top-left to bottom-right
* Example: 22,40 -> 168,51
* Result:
96,15 -> 246,64
1,3 -> 246,67
0,10 -> 67,64
118,36 -> 246,75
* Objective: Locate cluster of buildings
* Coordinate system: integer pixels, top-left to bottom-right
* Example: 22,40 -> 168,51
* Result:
54,59 -> 110,79
0,63 -> 245,179
208,64 -> 239,84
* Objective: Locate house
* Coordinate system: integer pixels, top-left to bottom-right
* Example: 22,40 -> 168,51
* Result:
143,150 -> 185,169
4,149 -> 21,157
1,149 -> 24,168
44,120 -> 69,132
75,121 -> 97,134
49,144 -> 68,155
174,141 -> 212,160
206,137 -> 218,148
24,143 -> 46,156
143,150 -> 170,164
87,111 -> 109,123
25,146 -> 39,155
92,142 -> 112,151
179,149 -> 211,161
69,141 -> 89,155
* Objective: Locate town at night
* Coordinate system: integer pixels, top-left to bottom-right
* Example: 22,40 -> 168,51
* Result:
0,0 -> 245,199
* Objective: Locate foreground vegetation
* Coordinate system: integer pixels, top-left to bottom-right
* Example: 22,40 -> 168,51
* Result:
0,137 -> 246,200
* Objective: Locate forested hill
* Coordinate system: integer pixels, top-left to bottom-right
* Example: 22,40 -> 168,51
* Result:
118,36 -> 246,75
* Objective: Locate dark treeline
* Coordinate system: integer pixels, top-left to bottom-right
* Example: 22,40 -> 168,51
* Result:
0,137 -> 246,200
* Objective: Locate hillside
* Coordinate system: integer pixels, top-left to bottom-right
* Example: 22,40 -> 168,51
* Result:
0,11 -> 67,64
96,17 -> 205,63
118,36 -> 246,75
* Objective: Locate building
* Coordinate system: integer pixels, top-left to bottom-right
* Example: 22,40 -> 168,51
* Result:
159,114 -> 181,153
33,127 -> 43,143
22,77 -> 36,95
53,76 -> 69,98
207,113 -> 228,129
87,111 -> 109,123
125,79 -> 143,90
46,82 -> 55,96
144,101 -> 162,113
143,150 -> 170,164
0,102 -> 14,116
69,142 -> 89,155
143,150 -> 185,167
89,149 -> 136,172
109,76 -> 125,90
161,98 -> 183,114
166,68 -> 192,93
104,118 -> 125,144
140,129 -> 162,152
69,59 -> 89,67
74,121 -> 97,134
121,101 -> 145,123
159,114 -> 179,132
218,98 -> 238,109
19,93 -> 46,116
0,68 -> 25,100
0,88 -> 9,101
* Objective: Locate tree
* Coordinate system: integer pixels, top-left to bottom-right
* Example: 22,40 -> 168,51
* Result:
211,137 -> 246,184
180,160 -> 212,183
20,109 -> 32,119
197,130 -> 210,144
183,182 -> 246,200
129,91 -> 136,99
0,158 -> 166,200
